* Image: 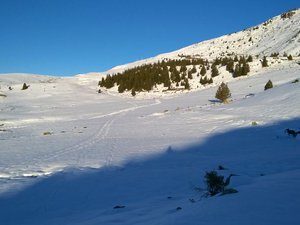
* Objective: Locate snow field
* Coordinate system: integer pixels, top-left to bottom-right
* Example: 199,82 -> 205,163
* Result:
0,66 -> 299,224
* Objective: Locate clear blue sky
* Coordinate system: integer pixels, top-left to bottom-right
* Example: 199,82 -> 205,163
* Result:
0,0 -> 299,76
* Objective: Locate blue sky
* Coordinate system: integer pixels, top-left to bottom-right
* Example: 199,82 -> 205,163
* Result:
0,0 -> 299,76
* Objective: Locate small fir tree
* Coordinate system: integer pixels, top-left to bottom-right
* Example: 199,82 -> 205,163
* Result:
233,64 -> 241,78
184,79 -> 190,90
200,66 -> 207,76
287,55 -> 293,60
200,76 -> 208,85
262,56 -> 268,67
264,80 -> 273,90
21,83 -> 30,90
215,82 -> 231,103
247,55 -> 253,62
190,66 -> 197,74
211,65 -> 219,77
226,61 -> 234,73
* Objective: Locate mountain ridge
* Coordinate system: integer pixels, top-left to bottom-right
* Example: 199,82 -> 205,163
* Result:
106,8 -> 300,75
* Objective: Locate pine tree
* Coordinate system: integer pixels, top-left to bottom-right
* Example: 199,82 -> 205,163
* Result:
262,56 -> 268,67
215,82 -> 231,103
180,65 -> 187,73
184,78 -> 190,90
211,65 -> 219,77
226,60 -> 234,73
190,66 -> 197,74
200,66 -> 207,76
264,80 -> 273,90
241,63 -> 250,76
233,64 -> 241,78
200,76 -> 208,85
287,55 -> 293,60
247,55 -> 253,62
21,83 -> 30,90
118,83 -> 126,93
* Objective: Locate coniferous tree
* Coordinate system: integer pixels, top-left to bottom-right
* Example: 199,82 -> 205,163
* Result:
262,56 -> 268,67
184,78 -> 190,90
215,82 -> 231,103
118,83 -> 126,93
233,64 -> 241,78
244,63 -> 250,74
287,55 -> 293,60
211,64 -> 219,77
264,80 -> 273,90
200,66 -> 207,76
239,56 -> 246,65
240,63 -> 250,76
226,60 -> 234,73
180,65 -> 187,73
21,83 -> 30,90
247,55 -> 253,62
200,76 -> 208,85
190,66 -> 197,74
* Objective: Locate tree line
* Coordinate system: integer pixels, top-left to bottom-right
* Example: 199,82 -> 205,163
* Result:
98,55 -> 253,94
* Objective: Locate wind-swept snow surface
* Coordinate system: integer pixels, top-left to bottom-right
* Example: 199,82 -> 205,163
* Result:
0,66 -> 299,224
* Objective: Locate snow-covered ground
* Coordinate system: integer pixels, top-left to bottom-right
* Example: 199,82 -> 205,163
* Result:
0,64 -> 299,224
0,8 -> 300,225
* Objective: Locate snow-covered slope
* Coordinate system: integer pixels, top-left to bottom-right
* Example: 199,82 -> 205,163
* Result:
0,66 -> 300,224
107,9 -> 300,74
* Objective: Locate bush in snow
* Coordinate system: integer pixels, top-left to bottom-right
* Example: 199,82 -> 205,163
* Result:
205,171 -> 225,196
215,82 -> 231,103
204,171 -> 237,196
264,80 -> 273,91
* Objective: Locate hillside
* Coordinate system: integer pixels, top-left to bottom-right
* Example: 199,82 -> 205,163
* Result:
108,8 -> 300,74
96,9 -> 300,97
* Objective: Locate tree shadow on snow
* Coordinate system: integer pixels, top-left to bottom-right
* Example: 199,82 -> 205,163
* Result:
0,118 -> 300,225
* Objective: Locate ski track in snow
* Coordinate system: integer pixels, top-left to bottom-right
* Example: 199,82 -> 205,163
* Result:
0,99 -> 162,180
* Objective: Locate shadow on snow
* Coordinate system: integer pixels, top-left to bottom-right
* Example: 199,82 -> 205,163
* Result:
0,118 -> 299,225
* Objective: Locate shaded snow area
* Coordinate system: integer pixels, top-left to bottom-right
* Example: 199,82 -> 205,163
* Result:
0,67 -> 299,225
